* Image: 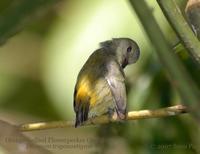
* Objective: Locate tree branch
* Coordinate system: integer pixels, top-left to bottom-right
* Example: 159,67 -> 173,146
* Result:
18,105 -> 188,132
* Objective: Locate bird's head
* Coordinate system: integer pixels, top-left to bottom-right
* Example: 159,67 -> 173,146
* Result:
101,38 -> 140,68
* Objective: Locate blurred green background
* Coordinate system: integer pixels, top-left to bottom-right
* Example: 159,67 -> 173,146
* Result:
0,0 -> 200,154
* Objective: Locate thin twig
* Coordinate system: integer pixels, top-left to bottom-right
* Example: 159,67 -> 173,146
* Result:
19,105 -> 188,132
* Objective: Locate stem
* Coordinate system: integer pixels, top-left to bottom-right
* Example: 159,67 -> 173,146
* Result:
157,0 -> 200,65
129,0 -> 200,119
19,105 -> 188,131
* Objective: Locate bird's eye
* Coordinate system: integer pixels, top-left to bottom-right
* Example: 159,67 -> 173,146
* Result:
127,46 -> 132,52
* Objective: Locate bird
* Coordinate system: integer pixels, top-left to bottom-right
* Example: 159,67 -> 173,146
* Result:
73,38 -> 140,127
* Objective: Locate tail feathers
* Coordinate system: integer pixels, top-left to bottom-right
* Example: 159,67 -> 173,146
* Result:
75,102 -> 90,127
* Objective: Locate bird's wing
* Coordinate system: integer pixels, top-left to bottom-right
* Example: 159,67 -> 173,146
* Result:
105,61 -> 127,119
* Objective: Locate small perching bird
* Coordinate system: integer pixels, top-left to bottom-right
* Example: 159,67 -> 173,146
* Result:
73,38 -> 140,127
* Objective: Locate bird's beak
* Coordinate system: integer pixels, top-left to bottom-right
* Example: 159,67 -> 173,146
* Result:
122,58 -> 128,69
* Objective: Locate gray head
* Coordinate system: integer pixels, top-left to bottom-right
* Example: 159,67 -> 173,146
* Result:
100,38 -> 140,68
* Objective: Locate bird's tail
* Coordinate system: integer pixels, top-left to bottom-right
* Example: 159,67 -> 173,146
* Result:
75,102 -> 90,127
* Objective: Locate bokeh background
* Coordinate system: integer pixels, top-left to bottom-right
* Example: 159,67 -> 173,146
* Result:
0,0 -> 200,154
